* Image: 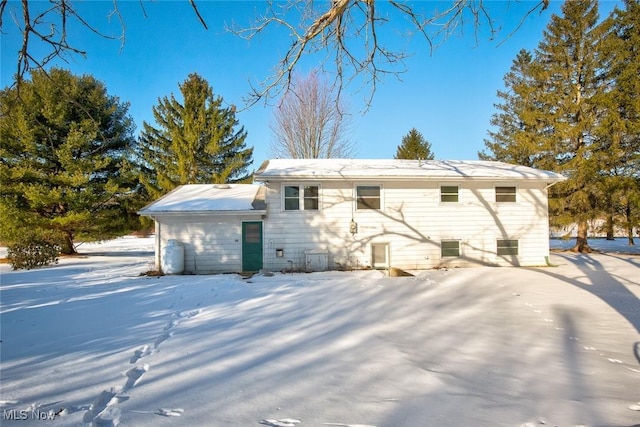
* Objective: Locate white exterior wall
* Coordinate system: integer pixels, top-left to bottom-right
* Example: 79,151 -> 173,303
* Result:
262,179 -> 552,271
155,214 -> 263,274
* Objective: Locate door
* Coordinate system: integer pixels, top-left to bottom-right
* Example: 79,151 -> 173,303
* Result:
242,221 -> 263,272
371,243 -> 389,269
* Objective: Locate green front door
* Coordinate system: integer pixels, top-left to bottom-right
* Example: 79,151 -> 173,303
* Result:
242,221 -> 263,272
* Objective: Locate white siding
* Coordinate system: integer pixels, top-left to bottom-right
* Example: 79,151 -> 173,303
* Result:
262,179 -> 552,271
155,214 -> 263,274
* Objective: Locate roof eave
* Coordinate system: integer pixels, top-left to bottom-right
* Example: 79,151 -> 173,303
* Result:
138,210 -> 267,217
254,175 -> 565,182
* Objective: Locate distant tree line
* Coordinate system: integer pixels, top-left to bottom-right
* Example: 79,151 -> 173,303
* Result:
480,0 -> 640,251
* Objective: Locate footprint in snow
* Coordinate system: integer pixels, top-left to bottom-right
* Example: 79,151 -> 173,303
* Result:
260,419 -> 301,427
130,345 -> 152,364
177,309 -> 201,319
83,389 -> 122,423
154,331 -> 173,349
629,402 -> 640,411
91,405 -> 121,427
156,408 -> 184,417
164,319 -> 179,330
123,364 -> 149,390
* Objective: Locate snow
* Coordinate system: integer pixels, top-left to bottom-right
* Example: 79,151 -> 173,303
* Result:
1,237 -> 639,426
138,184 -> 264,214
254,159 -> 566,181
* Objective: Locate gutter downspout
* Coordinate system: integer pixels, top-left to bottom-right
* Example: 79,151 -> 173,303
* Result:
544,181 -> 561,190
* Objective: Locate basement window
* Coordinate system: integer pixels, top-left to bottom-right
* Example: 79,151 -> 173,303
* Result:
441,240 -> 461,258
497,239 -> 519,256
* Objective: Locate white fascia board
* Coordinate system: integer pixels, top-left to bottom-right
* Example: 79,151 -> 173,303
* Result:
138,210 -> 266,218
255,175 -> 564,183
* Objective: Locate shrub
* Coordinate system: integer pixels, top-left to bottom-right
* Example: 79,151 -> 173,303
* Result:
7,231 -> 61,270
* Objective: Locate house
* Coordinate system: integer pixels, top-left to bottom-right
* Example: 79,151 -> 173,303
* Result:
138,183 -> 266,274
138,159 -> 566,274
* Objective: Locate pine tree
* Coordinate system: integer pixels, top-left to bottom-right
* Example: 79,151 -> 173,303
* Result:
482,0 -> 613,253
536,0 -> 614,252
138,73 -> 253,199
0,68 -> 139,254
394,128 -> 434,160
479,49 -> 555,168
596,0 -> 640,244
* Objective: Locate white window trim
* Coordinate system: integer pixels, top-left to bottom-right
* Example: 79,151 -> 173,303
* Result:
371,242 -> 390,269
494,184 -> 518,203
354,183 -> 384,211
439,183 -> 461,204
281,183 -> 321,212
496,238 -> 519,256
440,239 -> 462,258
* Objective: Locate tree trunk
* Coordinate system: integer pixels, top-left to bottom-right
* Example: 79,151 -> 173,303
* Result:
626,204 -> 635,246
571,220 -> 592,253
60,232 -> 77,255
605,214 -> 614,240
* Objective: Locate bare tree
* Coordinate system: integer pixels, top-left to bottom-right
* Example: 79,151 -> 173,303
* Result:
0,0 -> 207,83
232,0 -> 550,108
2,0 -> 548,104
269,71 -> 355,159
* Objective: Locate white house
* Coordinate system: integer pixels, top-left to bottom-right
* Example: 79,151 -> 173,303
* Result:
138,183 -> 266,274
139,159 -> 565,274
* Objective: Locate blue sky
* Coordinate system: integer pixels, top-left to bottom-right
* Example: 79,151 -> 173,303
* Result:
0,1 -> 621,168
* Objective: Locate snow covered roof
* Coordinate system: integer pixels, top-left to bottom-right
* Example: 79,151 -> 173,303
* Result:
138,184 -> 266,216
254,159 -> 566,182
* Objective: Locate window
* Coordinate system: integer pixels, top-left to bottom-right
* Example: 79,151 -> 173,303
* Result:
495,186 -> 516,202
440,186 -> 459,203
304,185 -> 319,210
284,185 -> 319,211
497,239 -> 519,256
441,240 -> 461,258
357,186 -> 381,210
284,186 -> 300,210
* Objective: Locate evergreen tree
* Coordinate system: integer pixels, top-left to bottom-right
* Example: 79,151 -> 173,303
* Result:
596,0 -> 640,243
482,0 -> 612,253
394,128 -> 434,160
0,68 -> 139,254
138,73 -> 253,199
479,49 -> 554,168
535,0 -> 613,253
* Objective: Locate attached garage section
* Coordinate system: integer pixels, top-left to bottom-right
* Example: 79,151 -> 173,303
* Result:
138,184 -> 266,274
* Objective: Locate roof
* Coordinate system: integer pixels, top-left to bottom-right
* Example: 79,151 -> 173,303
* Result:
138,184 -> 266,216
254,159 -> 566,182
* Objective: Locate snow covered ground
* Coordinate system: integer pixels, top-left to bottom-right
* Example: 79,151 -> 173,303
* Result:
1,237 -> 639,427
